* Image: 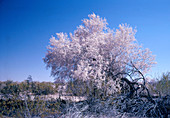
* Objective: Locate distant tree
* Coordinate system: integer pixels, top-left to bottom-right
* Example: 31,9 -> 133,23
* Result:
44,13 -> 156,91
156,72 -> 170,96
0,80 -> 20,98
147,72 -> 170,96
26,75 -> 33,85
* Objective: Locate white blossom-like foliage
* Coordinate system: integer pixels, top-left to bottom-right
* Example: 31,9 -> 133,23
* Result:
44,13 -> 156,86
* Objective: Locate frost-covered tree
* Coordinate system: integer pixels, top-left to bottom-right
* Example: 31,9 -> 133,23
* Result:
44,13 -> 155,88
42,14 -> 170,118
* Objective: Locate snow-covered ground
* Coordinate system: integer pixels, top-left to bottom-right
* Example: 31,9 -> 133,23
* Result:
0,93 -> 87,102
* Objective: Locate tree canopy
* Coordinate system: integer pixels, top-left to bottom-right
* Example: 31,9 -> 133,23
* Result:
44,13 -> 156,87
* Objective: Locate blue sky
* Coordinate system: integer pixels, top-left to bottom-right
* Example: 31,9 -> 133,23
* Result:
0,0 -> 170,82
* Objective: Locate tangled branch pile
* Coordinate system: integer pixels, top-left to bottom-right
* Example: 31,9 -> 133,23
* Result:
60,64 -> 169,118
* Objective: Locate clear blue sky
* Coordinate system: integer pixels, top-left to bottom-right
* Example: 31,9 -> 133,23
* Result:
0,0 -> 170,82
